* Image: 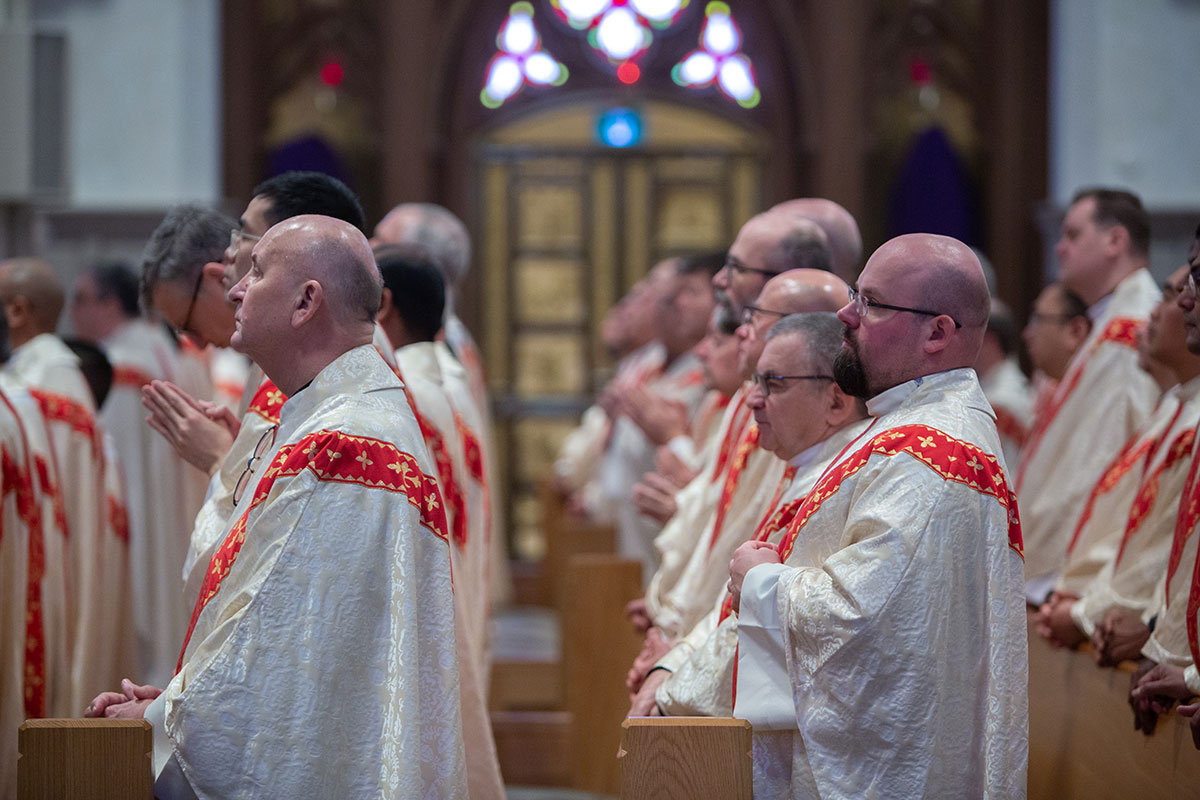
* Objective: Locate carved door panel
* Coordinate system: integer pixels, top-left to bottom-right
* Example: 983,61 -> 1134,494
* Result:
475,100 -> 762,558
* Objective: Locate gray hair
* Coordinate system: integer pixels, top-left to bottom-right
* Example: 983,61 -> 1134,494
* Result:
766,220 -> 833,274
140,204 -> 235,310
765,312 -> 844,374
385,203 -> 471,285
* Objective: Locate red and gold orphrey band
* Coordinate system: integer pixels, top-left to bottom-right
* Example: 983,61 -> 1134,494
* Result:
1016,317 -> 1141,490
1114,427 -> 1195,567
246,379 -> 286,424
176,429 -> 449,672
707,424 -> 761,553
775,424 -> 1023,565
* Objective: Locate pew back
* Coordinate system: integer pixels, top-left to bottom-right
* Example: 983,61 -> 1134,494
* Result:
18,718 -> 152,800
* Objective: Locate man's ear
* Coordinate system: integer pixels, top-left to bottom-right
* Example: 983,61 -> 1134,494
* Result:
4,295 -> 31,330
377,287 -> 395,324
1067,317 -> 1091,349
922,315 -> 955,354
291,280 -> 323,328
1105,224 -> 1130,257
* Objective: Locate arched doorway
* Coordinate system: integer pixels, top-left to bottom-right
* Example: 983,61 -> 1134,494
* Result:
472,96 -> 766,557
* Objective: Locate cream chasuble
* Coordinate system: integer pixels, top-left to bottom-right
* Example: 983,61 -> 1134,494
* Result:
979,355 -> 1033,472
653,419 -> 872,717
99,320 -> 208,686
0,385 -> 45,800
1069,378 -> 1200,635
0,375 -> 71,723
602,351 -> 706,583
398,342 -> 505,800
1142,431 -> 1200,669
6,333 -> 124,710
181,375 -> 285,604
644,383 -> 755,634
654,436 -> 786,640
1017,269 -> 1160,592
148,345 -> 467,798
737,369 -> 1027,800
1054,386 -> 1182,596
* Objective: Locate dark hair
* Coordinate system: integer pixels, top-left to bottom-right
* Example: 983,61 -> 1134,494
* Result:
63,338 -> 113,409
252,171 -> 366,232
375,247 -> 446,342
1071,187 -> 1150,258
679,251 -> 727,278
91,261 -> 141,318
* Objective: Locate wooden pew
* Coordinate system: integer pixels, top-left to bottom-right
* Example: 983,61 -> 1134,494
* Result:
1028,612 -> 1200,798
563,554 -> 643,794
18,718 -> 152,800
618,717 -> 753,800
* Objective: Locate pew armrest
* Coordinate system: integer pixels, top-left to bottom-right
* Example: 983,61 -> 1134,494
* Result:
18,718 -> 153,800
619,716 -> 753,800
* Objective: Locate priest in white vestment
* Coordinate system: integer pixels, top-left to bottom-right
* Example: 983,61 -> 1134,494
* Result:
72,263 -> 210,687
627,312 -> 869,716
1017,189 -> 1161,601
1038,266 -> 1200,656
0,257 -> 130,711
377,247 -> 505,800
87,216 -> 468,798
729,234 -> 1027,799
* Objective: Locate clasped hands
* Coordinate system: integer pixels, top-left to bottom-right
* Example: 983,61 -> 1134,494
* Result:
727,540 -> 782,614
142,380 -> 240,475
84,678 -> 162,720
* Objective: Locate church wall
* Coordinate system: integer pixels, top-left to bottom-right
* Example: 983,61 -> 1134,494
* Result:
1048,0 -> 1200,279
31,0 -> 222,208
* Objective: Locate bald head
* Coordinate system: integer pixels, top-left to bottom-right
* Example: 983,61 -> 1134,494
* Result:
835,233 -> 987,397
760,268 -> 850,314
770,198 -> 863,280
371,203 -> 470,286
230,215 -> 380,393
276,215 -> 381,324
0,258 -> 66,340
737,269 -> 850,376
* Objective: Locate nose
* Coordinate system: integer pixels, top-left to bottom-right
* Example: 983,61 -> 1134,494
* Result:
836,302 -> 858,328
1054,238 -> 1067,261
747,381 -> 765,409
1178,285 -> 1195,312
712,266 -> 729,292
735,321 -> 752,341
227,275 -> 246,305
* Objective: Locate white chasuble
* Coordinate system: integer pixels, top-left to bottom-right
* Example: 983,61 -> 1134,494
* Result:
6,334 -> 123,710
150,345 -> 466,798
181,375 -> 285,605
979,355 -> 1033,472
1055,387 -> 1182,596
1017,269 -> 1160,591
398,342 -> 505,800
1072,378 -> 1200,635
99,320 -> 208,685
0,384 -> 49,800
738,369 -> 1027,800
654,419 -> 871,718
644,383 -> 755,635
1143,431 -> 1200,669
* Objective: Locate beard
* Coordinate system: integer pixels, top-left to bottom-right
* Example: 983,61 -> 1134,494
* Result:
833,338 -> 871,399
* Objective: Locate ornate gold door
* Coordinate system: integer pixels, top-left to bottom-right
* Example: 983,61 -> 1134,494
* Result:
475,99 -> 763,558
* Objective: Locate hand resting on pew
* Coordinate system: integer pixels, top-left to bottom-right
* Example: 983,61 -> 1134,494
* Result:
84,678 -> 162,720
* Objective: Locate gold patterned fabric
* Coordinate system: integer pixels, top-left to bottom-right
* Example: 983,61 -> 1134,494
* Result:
738,369 -> 1027,799
1072,377 -> 1200,636
148,345 -> 467,798
1018,270 -> 1161,592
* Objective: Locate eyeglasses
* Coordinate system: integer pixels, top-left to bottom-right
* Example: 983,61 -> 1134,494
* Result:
230,228 -> 263,252
740,303 -> 789,327
1188,266 -> 1200,296
751,371 -> 834,397
233,424 -> 278,506
175,268 -> 205,338
724,258 -> 780,280
847,287 -> 961,329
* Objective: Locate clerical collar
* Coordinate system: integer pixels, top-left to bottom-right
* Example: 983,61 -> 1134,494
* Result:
788,437 -> 829,470
866,376 -> 924,417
